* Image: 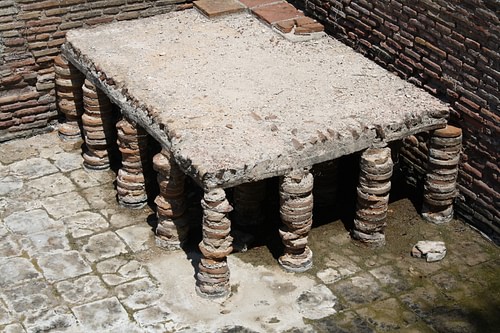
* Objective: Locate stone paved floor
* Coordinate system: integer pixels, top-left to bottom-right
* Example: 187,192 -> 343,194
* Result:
0,131 -> 499,333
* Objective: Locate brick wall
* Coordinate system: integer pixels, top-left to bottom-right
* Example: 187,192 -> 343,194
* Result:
0,0 -> 190,142
292,0 -> 499,241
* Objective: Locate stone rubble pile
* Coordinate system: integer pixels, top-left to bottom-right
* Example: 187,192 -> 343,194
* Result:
411,240 -> 447,262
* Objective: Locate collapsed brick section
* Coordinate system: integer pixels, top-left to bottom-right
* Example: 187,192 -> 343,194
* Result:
0,0 -> 191,142
292,0 -> 499,241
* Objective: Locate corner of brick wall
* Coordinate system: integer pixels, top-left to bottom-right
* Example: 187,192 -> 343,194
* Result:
0,0 -> 192,142
293,0 -> 499,242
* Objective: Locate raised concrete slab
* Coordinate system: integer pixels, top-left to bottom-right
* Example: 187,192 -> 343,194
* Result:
63,9 -> 448,190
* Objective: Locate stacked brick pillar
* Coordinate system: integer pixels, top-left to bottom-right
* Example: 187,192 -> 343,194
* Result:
116,118 -> 149,209
54,56 -> 84,141
352,147 -> 393,247
278,169 -> 314,272
81,79 -> 115,170
153,149 -> 188,249
422,125 -> 462,224
197,188 -> 233,298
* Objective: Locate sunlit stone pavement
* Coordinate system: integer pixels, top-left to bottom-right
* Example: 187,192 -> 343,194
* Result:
0,131 -> 498,332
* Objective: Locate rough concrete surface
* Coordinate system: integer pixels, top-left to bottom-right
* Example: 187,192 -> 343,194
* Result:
1,132 -> 499,332
63,9 -> 448,189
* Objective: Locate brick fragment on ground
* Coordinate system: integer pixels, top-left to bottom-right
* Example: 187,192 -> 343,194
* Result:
275,19 -> 295,33
239,0 -> 282,9
252,2 -> 304,24
194,0 -> 245,18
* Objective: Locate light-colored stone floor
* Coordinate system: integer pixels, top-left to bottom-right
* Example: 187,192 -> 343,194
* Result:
1,131 -> 499,333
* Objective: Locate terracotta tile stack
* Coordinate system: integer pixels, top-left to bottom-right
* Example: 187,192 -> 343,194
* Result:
54,56 -> 84,141
352,148 -> 393,247
423,125 -> 462,224
81,79 -> 115,170
197,188 -> 233,298
116,118 -> 149,209
278,169 -> 314,272
153,149 -> 188,249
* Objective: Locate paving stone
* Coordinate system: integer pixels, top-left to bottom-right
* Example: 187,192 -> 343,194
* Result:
69,168 -> 114,189
41,192 -> 90,219
331,272 -> 389,306
4,209 -> 63,235
456,241 -> 490,266
82,231 -> 128,262
296,284 -> 337,319
72,297 -> 132,331
194,0 -> 245,18
82,186 -> 119,210
0,257 -> 41,288
252,2 -> 303,24
61,211 -> 109,238
116,224 -> 153,253
429,271 -> 458,291
9,157 -> 58,179
37,251 -> 92,282
52,151 -> 83,172
25,228 -> 71,255
420,306 -> 477,333
0,301 -> 13,325
24,305 -> 77,333
24,173 -> 76,198
0,225 -> 8,237
97,257 -> 148,286
321,254 -> 361,281
399,286 -> 442,319
2,323 -> 27,333
313,311 -> 374,333
3,280 -> 58,315
115,277 -> 162,310
0,175 -> 23,196
355,298 -> 418,331
0,143 -> 38,165
0,233 -> 23,258
369,265 -> 409,293
109,210 -> 150,228
133,304 -> 174,328
55,275 -> 108,304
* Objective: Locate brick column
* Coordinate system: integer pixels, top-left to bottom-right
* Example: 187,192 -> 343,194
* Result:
352,147 -> 393,247
116,117 -> 149,209
54,55 -> 84,141
153,149 -> 188,249
81,79 -> 115,170
232,180 -> 266,251
422,125 -> 462,224
197,188 -> 233,298
278,169 -> 314,272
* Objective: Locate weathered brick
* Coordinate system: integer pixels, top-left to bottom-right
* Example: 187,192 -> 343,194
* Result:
21,0 -> 59,11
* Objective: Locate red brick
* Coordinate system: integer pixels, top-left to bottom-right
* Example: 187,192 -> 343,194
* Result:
274,20 -> 294,33
239,0 -> 281,9
252,2 -> 303,25
194,0 -> 245,18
